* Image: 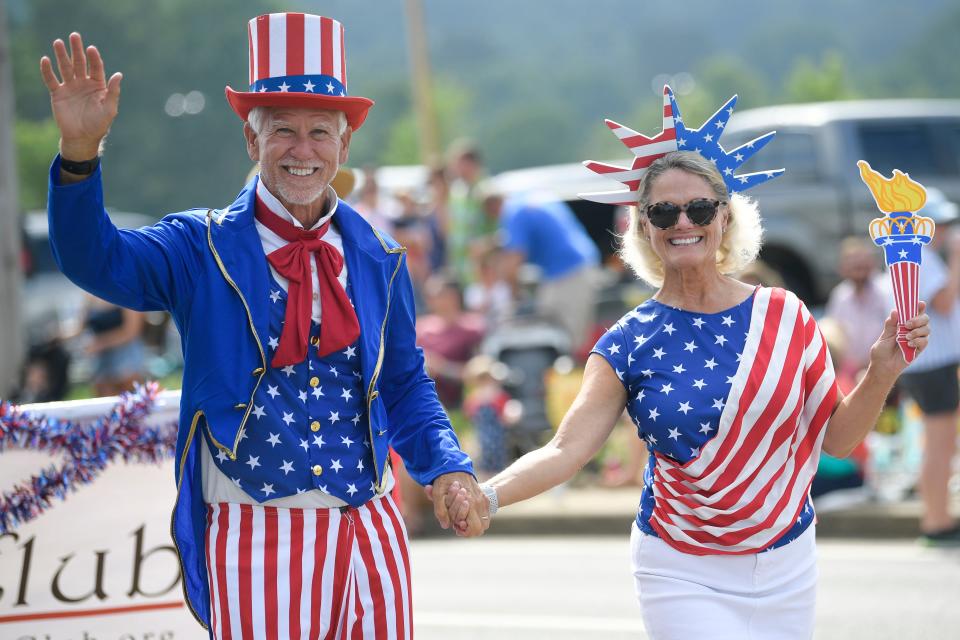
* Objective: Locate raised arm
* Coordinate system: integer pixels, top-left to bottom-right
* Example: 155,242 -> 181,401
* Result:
40,32 -> 122,184
41,33 -> 203,313
823,305 -> 930,457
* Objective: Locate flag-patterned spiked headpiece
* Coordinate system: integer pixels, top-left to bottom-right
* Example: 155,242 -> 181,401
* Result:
225,13 -> 374,130
580,86 -> 784,206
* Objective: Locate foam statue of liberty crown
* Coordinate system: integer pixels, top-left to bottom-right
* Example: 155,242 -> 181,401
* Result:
580,86 -> 784,205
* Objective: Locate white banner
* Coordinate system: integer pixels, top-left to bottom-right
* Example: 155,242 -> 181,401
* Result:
0,391 -> 207,639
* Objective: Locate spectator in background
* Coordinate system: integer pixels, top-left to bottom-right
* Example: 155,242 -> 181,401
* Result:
825,237 -> 889,379
80,294 -> 146,396
734,259 -> 785,289
446,139 -> 495,283
391,189 -> 433,309
463,355 -> 513,477
352,164 -> 393,230
416,274 -> 486,409
811,317 -> 869,500
464,242 -> 514,324
13,340 -> 71,403
892,190 -> 960,545
480,187 -> 601,351
425,165 -> 450,271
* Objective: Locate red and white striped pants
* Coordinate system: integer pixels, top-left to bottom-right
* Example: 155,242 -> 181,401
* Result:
204,495 -> 413,640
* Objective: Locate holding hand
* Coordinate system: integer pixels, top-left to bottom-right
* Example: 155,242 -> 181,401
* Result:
870,302 -> 930,379
424,472 -> 490,538
40,32 -> 122,161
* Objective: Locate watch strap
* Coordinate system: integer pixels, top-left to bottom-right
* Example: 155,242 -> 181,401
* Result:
479,483 -> 499,517
60,156 -> 100,176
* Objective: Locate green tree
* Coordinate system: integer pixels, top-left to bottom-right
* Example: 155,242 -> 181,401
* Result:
870,5 -> 960,98
15,118 -> 59,210
784,52 -> 856,103
482,102 -> 577,172
11,0 -> 284,216
695,55 -> 770,110
378,77 -> 473,166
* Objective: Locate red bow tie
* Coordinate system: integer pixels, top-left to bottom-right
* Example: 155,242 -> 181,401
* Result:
255,197 -> 360,367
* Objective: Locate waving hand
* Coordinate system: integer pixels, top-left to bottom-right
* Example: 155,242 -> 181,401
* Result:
40,32 -> 122,162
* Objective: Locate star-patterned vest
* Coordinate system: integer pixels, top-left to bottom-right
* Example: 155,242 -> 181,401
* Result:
205,275 -> 377,506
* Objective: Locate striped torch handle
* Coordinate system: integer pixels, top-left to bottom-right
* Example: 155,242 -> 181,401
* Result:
889,260 -> 918,363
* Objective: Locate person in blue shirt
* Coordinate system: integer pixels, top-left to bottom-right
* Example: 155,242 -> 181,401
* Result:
481,188 -> 601,349
40,15 -> 485,638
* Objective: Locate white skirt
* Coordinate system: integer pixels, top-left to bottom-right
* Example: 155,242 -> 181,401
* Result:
630,523 -> 817,640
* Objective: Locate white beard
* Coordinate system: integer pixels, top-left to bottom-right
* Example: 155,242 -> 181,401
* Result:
275,181 -> 327,206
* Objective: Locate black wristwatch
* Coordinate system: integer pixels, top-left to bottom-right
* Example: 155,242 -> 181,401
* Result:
60,156 -> 101,175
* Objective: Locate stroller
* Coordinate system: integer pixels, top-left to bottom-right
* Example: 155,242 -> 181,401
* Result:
479,266 -> 573,462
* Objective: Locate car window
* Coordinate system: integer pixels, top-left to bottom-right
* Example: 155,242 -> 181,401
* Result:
723,129 -> 819,183
773,132 -> 819,182
24,233 -> 59,277
944,122 -> 960,174
857,121 -> 942,176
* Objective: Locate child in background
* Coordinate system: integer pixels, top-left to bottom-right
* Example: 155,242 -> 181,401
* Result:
812,317 -> 870,500
464,244 -> 514,324
463,355 -> 513,477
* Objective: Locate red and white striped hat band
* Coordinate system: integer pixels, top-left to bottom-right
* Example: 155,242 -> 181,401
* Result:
225,13 -> 374,130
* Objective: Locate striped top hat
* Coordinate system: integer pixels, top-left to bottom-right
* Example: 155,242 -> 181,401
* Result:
225,13 -> 374,130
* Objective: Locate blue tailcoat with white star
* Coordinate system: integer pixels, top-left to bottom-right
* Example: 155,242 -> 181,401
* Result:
47,159 -> 474,629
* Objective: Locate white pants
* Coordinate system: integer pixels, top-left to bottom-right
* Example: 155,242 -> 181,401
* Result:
630,523 -> 817,640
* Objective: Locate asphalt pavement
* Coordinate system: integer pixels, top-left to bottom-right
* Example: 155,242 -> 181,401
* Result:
410,536 -> 960,640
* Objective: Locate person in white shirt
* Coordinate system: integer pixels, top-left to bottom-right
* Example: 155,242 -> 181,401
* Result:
892,190 -> 960,544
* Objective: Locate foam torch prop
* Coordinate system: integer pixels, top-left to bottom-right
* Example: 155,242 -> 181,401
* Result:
858,160 -> 935,363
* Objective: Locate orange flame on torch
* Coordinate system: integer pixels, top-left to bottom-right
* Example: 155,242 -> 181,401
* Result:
857,160 -> 927,212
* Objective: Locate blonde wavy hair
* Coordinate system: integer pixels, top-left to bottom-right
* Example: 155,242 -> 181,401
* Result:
620,152 -> 764,287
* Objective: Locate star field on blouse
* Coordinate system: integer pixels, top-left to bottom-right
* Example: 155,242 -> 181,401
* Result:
594,297 -> 752,465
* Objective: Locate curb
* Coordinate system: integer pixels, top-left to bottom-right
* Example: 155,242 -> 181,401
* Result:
469,488 -> 928,539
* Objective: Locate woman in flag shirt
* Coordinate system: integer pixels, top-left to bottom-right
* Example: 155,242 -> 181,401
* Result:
473,152 -> 929,639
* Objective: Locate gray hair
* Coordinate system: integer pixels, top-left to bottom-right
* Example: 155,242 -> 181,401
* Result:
247,106 -> 348,135
620,151 -> 763,287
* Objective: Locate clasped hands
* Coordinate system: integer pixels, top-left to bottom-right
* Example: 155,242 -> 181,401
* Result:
425,472 -> 490,538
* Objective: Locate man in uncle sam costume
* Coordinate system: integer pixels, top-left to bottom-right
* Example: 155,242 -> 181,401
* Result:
40,12 -> 486,638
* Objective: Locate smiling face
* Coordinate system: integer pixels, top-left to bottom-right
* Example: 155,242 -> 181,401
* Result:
244,107 -> 351,216
640,168 -> 729,277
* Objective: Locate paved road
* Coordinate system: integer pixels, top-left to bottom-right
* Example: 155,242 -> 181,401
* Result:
410,536 -> 960,640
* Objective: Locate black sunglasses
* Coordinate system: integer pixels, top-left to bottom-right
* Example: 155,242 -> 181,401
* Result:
643,198 -> 726,230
